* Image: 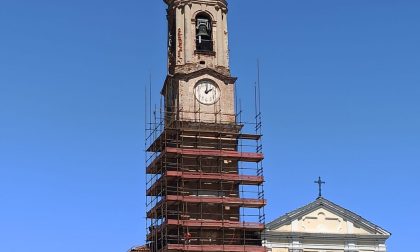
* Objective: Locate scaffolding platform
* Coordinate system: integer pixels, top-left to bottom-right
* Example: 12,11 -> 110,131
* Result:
147,196 -> 266,218
147,147 -> 264,174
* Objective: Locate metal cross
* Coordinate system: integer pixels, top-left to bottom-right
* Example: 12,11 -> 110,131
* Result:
314,176 -> 326,198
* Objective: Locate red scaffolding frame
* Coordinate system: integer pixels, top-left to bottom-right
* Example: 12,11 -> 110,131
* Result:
145,107 -> 266,252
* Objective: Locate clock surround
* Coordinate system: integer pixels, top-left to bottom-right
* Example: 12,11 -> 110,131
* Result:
194,79 -> 220,105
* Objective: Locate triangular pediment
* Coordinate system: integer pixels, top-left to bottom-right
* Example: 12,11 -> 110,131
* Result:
161,68 -> 237,95
266,197 -> 390,236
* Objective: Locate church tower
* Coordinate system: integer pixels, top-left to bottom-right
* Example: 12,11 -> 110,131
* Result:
146,1 -> 266,251
163,0 -> 235,124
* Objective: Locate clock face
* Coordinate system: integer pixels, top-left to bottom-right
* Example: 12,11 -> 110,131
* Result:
194,80 -> 220,105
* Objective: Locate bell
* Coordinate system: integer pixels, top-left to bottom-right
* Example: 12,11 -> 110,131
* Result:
196,25 -> 209,37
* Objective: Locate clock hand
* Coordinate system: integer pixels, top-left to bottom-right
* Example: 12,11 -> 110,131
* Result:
205,88 -> 213,94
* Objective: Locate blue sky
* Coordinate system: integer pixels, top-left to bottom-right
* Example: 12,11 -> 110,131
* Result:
0,0 -> 419,251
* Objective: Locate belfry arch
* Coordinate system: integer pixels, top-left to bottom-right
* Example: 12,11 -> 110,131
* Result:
195,12 -> 213,52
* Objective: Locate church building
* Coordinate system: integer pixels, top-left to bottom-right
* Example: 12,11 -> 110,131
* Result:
134,1 -> 392,252
263,197 -> 391,252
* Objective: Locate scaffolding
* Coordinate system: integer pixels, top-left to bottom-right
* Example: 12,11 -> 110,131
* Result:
145,98 -> 266,252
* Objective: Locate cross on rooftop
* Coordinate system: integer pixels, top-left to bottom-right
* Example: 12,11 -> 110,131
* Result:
314,176 -> 326,198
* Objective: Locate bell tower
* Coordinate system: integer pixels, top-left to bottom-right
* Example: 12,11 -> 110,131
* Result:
166,0 -> 230,72
163,0 -> 236,124
146,1 -> 266,251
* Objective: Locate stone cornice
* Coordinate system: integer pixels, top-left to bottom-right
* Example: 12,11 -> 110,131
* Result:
161,67 -> 237,94
164,0 -> 228,11
263,230 -> 390,243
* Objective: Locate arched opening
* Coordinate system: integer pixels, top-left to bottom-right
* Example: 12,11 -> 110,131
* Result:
195,13 -> 213,52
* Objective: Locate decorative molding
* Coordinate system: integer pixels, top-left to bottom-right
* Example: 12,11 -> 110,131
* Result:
266,197 -> 391,237
161,67 -> 236,94
263,197 -> 390,252
164,0 -> 228,11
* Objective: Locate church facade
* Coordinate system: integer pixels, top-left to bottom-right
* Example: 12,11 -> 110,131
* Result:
263,197 -> 391,252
